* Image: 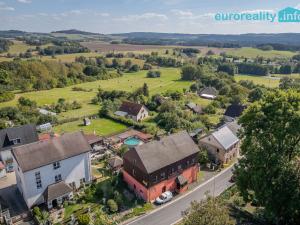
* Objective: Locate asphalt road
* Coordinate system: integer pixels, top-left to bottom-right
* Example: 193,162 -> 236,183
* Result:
126,166 -> 234,225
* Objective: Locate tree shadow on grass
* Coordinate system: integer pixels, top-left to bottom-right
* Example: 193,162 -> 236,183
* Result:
228,204 -> 265,225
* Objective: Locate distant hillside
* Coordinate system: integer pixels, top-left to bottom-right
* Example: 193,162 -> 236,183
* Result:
52,29 -> 101,36
114,32 -> 300,48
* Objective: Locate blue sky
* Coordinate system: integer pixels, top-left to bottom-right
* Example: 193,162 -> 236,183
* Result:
1,0 -> 300,34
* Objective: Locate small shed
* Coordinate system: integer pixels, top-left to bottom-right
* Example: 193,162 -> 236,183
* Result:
107,156 -> 123,172
83,118 -> 91,126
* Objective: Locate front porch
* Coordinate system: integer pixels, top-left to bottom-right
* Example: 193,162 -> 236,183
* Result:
44,181 -> 73,210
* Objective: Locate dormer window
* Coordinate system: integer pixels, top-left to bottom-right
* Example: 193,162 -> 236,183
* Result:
12,138 -> 21,145
53,161 -> 60,170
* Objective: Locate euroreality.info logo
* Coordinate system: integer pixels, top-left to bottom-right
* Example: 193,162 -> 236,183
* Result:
215,7 -> 300,22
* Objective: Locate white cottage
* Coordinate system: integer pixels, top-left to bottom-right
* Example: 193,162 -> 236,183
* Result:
12,131 -> 92,209
115,101 -> 149,122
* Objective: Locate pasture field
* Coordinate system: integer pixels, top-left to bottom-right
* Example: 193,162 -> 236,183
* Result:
0,68 -> 191,119
235,74 -> 300,88
227,47 -> 296,59
235,74 -> 280,88
54,118 -> 128,136
6,40 -> 32,54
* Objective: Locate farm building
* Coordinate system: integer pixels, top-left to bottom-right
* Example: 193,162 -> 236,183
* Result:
123,131 -> 199,202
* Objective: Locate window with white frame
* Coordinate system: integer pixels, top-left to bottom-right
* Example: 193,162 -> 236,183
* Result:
55,174 -> 62,182
12,138 -> 21,145
53,161 -> 60,170
35,171 -> 42,189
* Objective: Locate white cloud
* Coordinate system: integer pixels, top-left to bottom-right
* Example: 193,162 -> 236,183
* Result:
116,12 -> 168,22
0,6 -> 15,11
171,9 -> 193,17
17,0 -> 32,3
240,9 -> 275,14
94,12 -> 110,17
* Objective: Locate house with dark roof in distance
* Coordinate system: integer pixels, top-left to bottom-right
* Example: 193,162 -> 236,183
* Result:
114,101 -> 149,122
186,102 -> 203,114
12,131 -> 92,209
0,124 -> 39,172
199,125 -> 240,165
123,131 -> 199,202
198,87 -> 218,100
224,104 -> 247,122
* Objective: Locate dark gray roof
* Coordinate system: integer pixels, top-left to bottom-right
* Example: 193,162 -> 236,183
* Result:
133,131 -> 199,173
0,124 -> 38,151
212,126 -> 239,150
44,181 -> 72,202
12,131 -> 91,172
224,104 -> 246,118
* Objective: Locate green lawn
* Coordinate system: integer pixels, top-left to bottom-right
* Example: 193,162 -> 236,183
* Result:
227,47 -> 295,59
235,74 -> 280,88
7,40 -> 32,54
0,68 -> 190,119
53,118 -> 127,136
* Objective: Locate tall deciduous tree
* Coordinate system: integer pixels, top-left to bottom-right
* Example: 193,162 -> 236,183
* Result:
236,90 -> 300,225
182,196 -> 234,225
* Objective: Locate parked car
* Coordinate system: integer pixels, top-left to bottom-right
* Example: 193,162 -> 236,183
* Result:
155,191 -> 173,204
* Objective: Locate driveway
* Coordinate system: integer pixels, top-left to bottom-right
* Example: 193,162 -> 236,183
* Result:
0,172 -> 28,217
126,166 -> 234,225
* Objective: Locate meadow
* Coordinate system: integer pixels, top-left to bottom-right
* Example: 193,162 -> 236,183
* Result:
227,47 -> 296,59
0,68 -> 191,119
235,74 -> 300,88
54,118 -> 127,136
234,75 -> 280,88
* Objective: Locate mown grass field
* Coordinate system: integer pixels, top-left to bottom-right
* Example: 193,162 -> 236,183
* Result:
227,47 -> 296,59
54,118 -> 127,136
235,75 -> 280,88
0,68 -> 191,118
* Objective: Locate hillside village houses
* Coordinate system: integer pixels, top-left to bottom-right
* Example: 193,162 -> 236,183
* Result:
12,131 -> 92,209
114,101 -> 149,122
0,124 -> 39,172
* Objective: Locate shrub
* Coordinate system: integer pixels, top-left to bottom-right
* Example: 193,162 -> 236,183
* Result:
107,199 -> 118,213
32,206 -> 42,218
0,91 -> 14,103
147,70 -> 161,78
77,214 -> 90,225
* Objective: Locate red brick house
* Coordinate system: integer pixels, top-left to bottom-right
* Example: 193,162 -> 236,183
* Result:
123,131 -> 199,202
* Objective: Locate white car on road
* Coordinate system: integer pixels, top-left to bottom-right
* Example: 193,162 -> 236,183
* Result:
155,191 -> 173,205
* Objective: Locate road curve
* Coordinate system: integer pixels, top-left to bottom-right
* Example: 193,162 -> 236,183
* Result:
126,166 -> 234,225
